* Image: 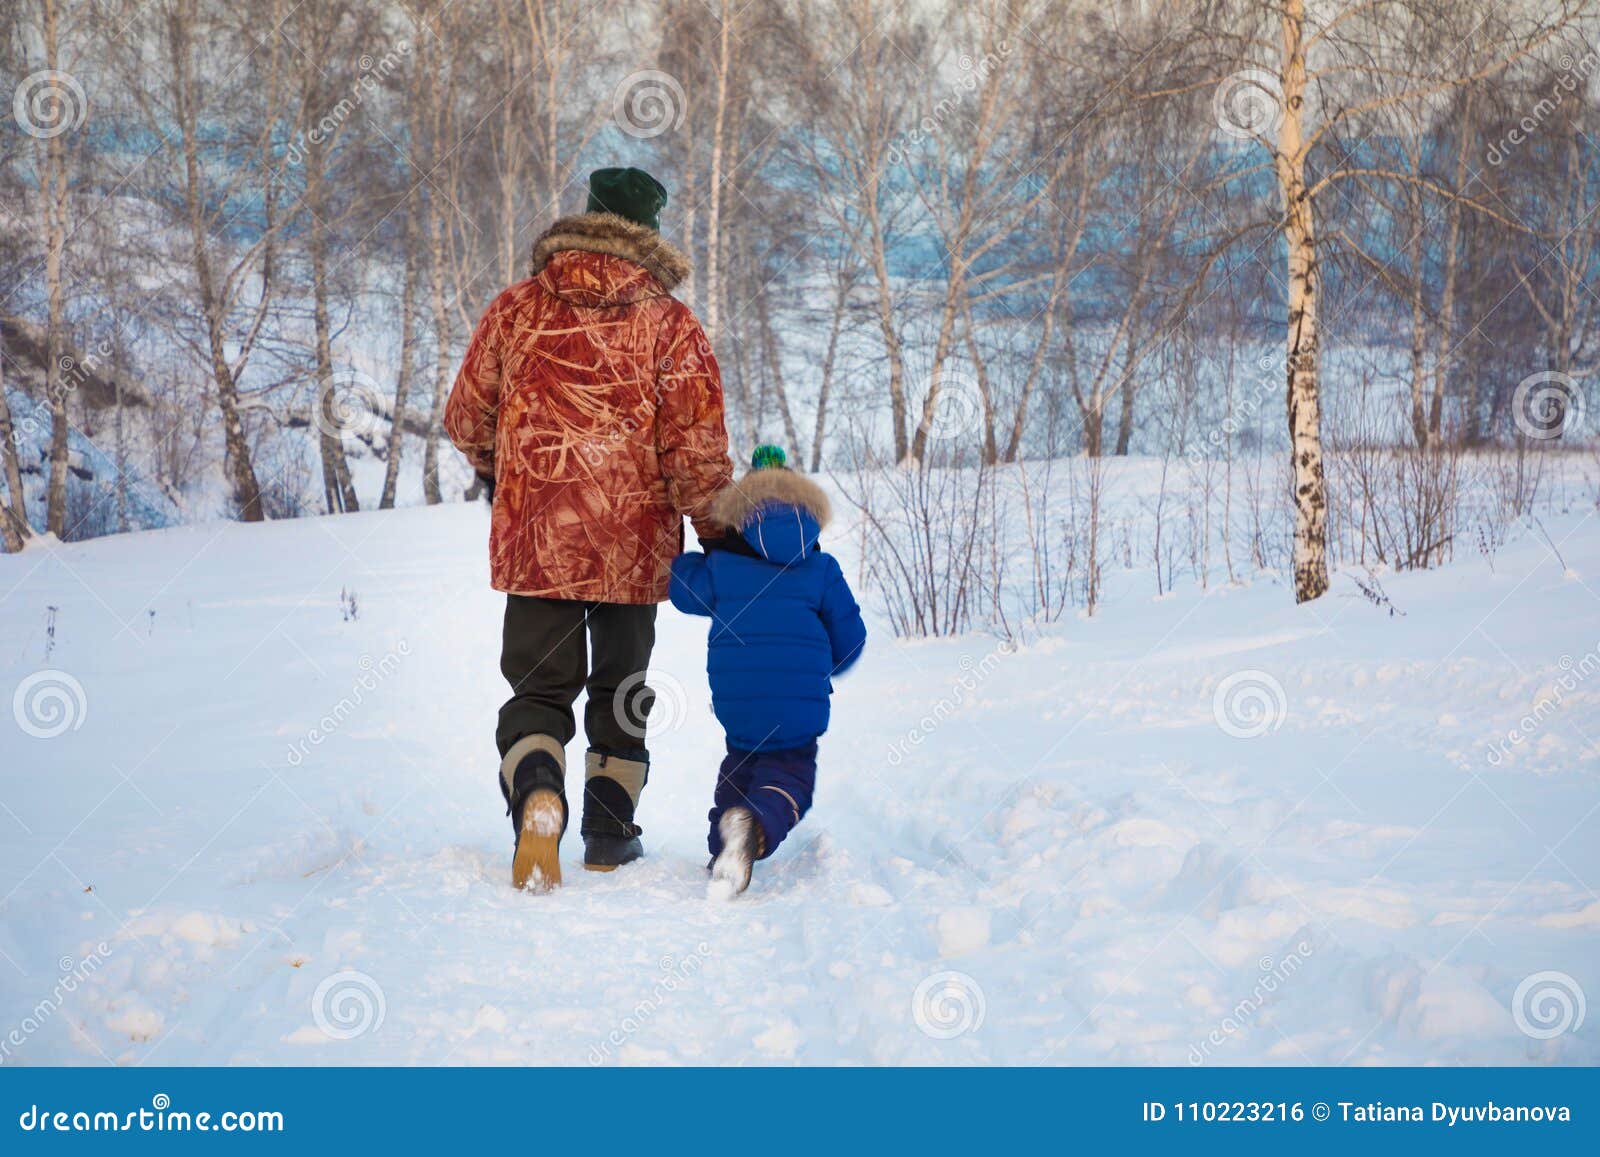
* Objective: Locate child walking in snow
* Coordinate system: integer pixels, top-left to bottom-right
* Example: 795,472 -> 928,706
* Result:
670,446 -> 867,897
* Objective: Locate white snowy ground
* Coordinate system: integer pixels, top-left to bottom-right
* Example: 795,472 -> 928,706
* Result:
0,493 -> 1597,1066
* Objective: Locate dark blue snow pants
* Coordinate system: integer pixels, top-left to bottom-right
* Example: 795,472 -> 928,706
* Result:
707,742 -> 818,859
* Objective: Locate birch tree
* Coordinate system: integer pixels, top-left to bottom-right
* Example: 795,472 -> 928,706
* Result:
784,0 -> 923,461
10,0 -> 83,534
412,1 -> 461,505
287,0 -> 364,514
1508,80 -> 1600,429
0,332 -> 31,551
113,0 -> 290,521
1144,0 -> 1587,601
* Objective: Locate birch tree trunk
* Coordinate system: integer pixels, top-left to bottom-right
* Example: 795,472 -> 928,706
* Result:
755,274 -> 803,461
170,0 -> 264,521
964,324 -> 999,464
1429,89 -> 1475,439
1405,150 -> 1430,447
1003,199 -> 1082,462
0,332 -> 31,551
808,272 -> 850,473
909,274 -> 968,463
381,199 -> 420,510
113,335 -> 127,533
1276,0 -> 1328,602
421,21 -> 453,505
789,0 -> 914,461
1114,327 -> 1138,456
423,185 -> 452,505
493,0 -> 525,284
1082,404 -> 1103,459
306,139 -> 358,514
41,0 -> 71,536
679,123 -> 698,307
865,193 -> 909,460
908,25 -> 1005,465
703,0 -> 732,347
496,89 -> 524,284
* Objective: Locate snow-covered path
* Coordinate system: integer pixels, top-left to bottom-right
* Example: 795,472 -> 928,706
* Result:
1,501 -> 1597,1065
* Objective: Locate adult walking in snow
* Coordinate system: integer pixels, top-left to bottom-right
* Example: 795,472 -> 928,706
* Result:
445,167 -> 733,891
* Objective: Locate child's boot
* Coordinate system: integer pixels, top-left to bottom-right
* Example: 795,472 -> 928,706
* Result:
709,807 -> 764,899
500,734 -> 567,892
582,750 -> 647,871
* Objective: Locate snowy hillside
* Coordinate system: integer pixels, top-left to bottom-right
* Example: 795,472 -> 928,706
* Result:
0,492 -> 1596,1065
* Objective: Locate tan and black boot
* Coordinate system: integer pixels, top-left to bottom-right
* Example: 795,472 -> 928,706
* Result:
500,735 -> 567,892
581,750 -> 647,871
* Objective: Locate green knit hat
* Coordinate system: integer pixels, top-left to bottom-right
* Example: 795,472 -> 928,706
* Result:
586,167 -> 667,231
750,444 -> 787,471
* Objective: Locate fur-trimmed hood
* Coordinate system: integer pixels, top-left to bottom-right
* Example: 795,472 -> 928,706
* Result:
709,468 -> 831,565
710,468 -> 832,532
529,212 -> 690,293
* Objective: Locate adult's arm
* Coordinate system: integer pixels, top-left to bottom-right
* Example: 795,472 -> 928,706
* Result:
655,304 -> 734,544
443,292 -> 507,478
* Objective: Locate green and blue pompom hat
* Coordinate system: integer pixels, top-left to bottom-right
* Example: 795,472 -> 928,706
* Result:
750,444 -> 787,471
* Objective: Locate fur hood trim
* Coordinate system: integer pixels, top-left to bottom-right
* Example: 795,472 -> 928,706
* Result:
709,468 -> 832,532
529,212 -> 690,292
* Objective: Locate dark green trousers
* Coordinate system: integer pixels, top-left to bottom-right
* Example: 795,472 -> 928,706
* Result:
496,595 -> 657,761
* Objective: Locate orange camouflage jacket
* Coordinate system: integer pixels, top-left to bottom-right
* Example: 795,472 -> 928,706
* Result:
444,213 -> 733,603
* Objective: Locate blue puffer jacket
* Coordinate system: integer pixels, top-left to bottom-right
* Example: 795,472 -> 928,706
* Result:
670,468 -> 867,752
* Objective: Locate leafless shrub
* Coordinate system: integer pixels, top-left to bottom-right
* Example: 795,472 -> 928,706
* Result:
834,443 -> 996,638
1015,459 -> 1075,626
1350,568 -> 1406,617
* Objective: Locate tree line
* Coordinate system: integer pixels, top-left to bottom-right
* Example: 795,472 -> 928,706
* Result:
1,0 -> 1594,605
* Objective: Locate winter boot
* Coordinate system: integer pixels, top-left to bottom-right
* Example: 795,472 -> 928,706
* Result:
708,807 -> 764,900
581,750 -> 646,871
500,734 -> 567,892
